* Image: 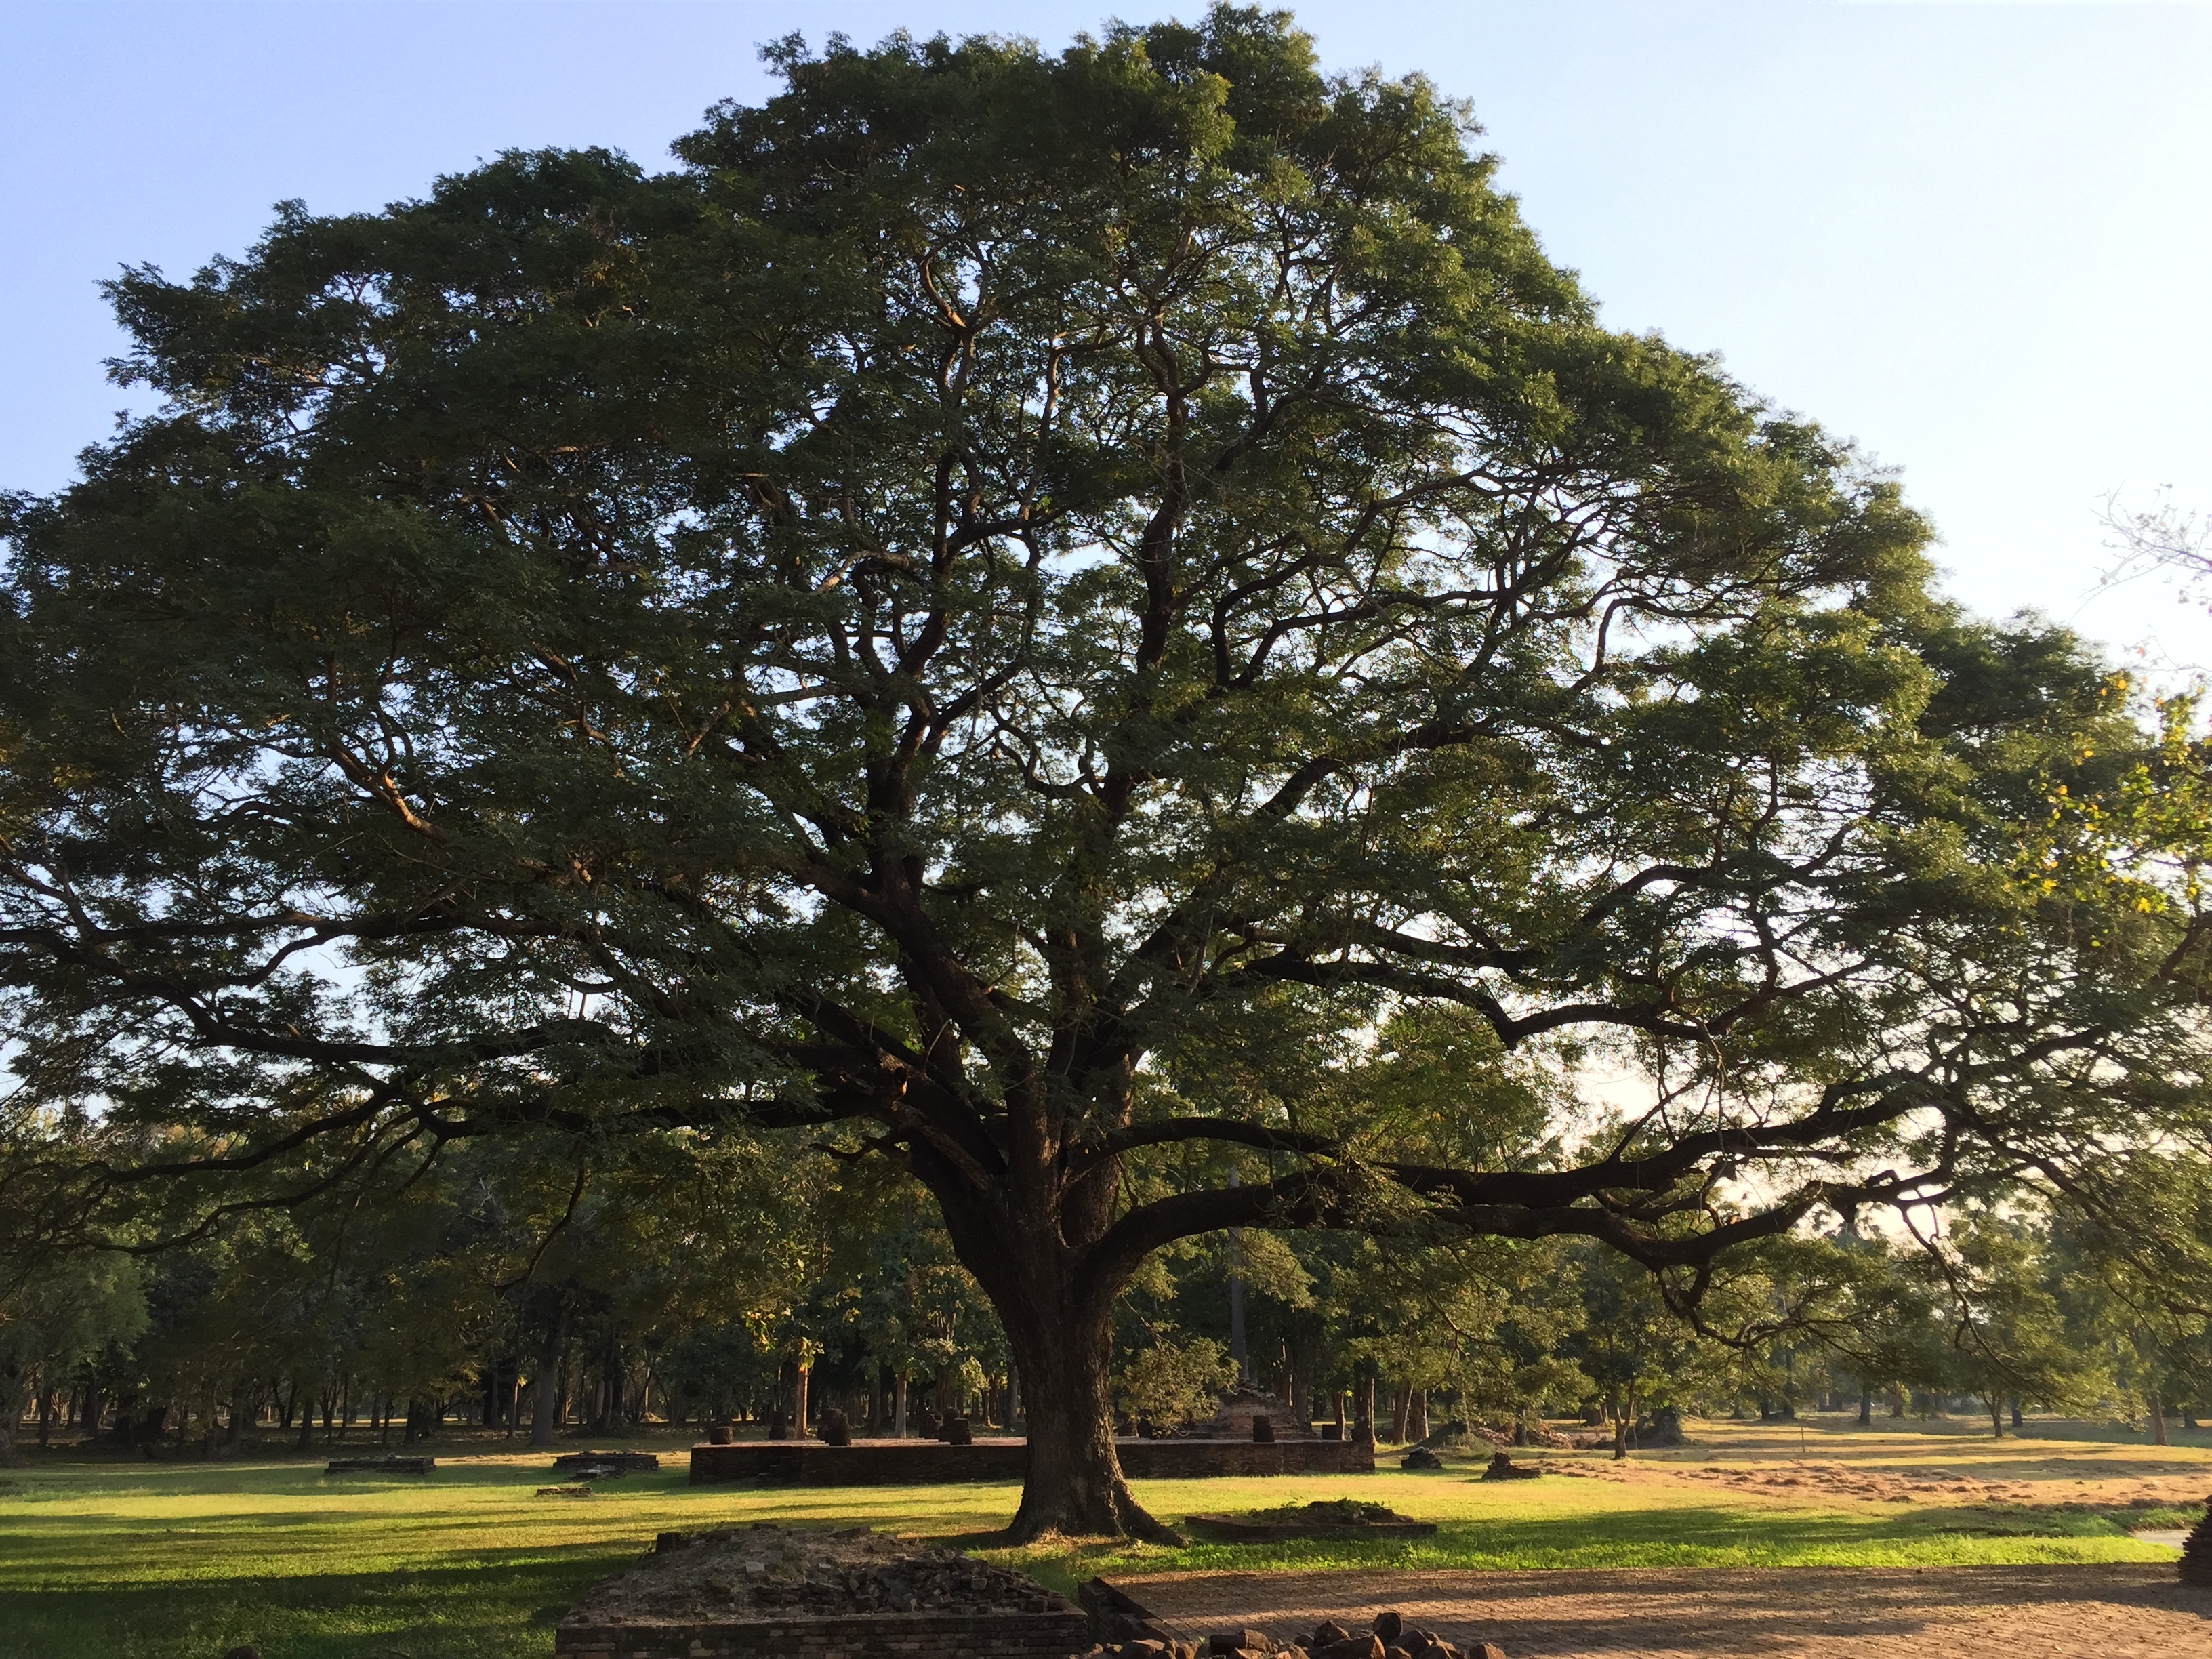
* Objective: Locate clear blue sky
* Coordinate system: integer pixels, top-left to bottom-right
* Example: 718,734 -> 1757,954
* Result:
5,0 -> 2208,665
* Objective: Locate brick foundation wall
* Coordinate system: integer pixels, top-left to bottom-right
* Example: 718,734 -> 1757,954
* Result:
687,1437 -> 1374,1485
1117,1439 -> 1375,1478
554,1607 -> 1091,1659
687,1440 -> 1029,1485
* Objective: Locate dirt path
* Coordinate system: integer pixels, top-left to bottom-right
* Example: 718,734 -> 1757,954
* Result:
1106,1563 -> 2212,1658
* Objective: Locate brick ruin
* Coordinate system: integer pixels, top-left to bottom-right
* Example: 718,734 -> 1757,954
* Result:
555,1523 -> 1090,1659
688,1437 -> 1374,1486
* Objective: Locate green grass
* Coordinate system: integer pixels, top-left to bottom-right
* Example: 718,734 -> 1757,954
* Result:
0,1425 -> 2198,1659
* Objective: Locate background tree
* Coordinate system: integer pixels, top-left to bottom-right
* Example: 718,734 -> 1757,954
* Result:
4,5 -> 2209,1536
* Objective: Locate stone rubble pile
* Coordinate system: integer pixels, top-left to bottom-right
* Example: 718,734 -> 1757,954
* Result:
1088,1609 -> 1506,1659
577,1523 -> 1061,1620
1479,1453 -> 1542,1482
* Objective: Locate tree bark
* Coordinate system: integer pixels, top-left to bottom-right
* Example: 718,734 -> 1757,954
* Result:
913,1138 -> 1185,1542
997,1289 -> 1170,1541
530,1309 -> 569,1448
2150,1393 -> 2169,1447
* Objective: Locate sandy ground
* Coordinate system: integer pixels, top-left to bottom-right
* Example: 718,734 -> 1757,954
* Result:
1555,1451 -> 2212,1514
1507,1420 -> 2212,1517
1107,1564 -> 2212,1658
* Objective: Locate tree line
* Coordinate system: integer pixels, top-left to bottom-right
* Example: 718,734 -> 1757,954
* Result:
9,1115 -> 2206,1459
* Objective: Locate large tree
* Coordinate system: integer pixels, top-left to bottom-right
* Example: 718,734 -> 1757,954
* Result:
2,7 -> 2204,1537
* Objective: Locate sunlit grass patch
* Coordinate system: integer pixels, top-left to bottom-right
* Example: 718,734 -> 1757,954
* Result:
0,1426 -> 2198,1659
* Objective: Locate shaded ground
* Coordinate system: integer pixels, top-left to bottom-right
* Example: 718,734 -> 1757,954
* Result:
1110,1563 -> 2212,1658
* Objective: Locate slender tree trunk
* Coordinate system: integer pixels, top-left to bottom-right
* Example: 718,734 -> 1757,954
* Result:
2151,1393 -> 2170,1447
530,1309 -> 569,1448
893,1374 -> 909,1439
793,1361 -> 810,1439
1858,1387 -> 1872,1427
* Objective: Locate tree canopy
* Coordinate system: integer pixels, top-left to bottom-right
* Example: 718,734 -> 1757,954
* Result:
3,5 -> 2207,1536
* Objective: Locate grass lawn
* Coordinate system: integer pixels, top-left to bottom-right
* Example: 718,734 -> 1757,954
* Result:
1,1416 -> 2204,1659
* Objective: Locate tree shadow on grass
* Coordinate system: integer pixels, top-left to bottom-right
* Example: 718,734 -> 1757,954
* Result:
0,1544 -> 631,1659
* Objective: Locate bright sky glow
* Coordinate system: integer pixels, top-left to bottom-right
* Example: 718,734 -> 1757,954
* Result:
4,0 -> 2208,667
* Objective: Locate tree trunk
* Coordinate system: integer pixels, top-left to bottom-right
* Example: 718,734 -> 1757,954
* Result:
2150,1393 -> 2169,1447
1858,1387 -> 1872,1427
794,1361 -> 810,1439
1389,1382 -> 1410,1444
893,1374 -> 909,1439
997,1291 -> 1170,1541
530,1310 -> 569,1448
912,1140 -> 1186,1544
1408,1389 -> 1429,1444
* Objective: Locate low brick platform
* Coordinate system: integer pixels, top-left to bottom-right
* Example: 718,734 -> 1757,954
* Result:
553,1450 -> 662,1473
554,1525 -> 1088,1659
555,1604 -> 1092,1659
1122,1440 -> 1376,1479
324,1455 -> 434,1474
689,1439 -> 1028,1485
688,1438 -> 1375,1486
